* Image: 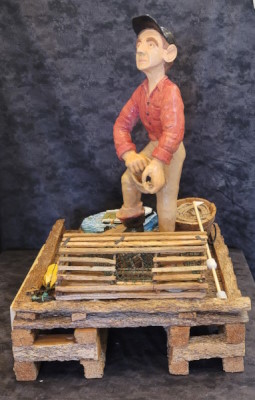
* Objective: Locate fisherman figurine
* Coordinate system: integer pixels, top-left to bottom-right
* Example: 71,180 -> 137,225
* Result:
113,15 -> 186,231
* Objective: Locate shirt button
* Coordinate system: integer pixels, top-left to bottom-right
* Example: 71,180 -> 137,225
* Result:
146,112 -> 149,116
149,122 -> 151,125
147,102 -> 150,105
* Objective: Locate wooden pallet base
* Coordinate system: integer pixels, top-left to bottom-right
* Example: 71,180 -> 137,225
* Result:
10,220 -> 251,379
167,323 -> 245,375
12,327 -> 107,381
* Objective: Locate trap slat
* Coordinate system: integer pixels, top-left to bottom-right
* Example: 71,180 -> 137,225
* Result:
56,282 -> 208,293
62,231 -> 207,238
55,291 -> 207,300
58,266 -> 116,272
153,273 -> 205,281
153,256 -> 207,263
61,235 -> 207,243
63,240 -> 205,248
58,274 -> 116,282
152,265 -> 207,273
59,247 -> 207,255
58,256 -> 116,265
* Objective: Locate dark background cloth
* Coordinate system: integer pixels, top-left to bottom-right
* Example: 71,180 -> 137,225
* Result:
0,1 -> 254,277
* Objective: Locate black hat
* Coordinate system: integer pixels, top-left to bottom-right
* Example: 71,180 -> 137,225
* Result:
132,15 -> 175,45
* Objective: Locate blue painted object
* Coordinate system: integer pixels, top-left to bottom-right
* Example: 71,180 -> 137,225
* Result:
81,211 -> 158,233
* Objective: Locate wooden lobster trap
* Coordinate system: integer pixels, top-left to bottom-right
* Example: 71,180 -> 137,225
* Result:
55,230 -> 209,300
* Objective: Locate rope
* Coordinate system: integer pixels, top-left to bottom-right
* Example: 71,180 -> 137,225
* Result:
177,202 -> 211,223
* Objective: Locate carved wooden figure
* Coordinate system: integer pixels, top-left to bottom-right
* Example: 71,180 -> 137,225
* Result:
113,15 -> 185,231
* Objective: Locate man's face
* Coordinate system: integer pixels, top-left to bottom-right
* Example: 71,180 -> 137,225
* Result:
136,29 -> 165,72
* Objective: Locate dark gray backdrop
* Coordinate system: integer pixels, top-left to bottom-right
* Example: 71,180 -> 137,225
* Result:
0,0 -> 254,277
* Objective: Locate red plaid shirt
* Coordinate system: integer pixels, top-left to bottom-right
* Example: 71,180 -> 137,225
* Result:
113,76 -> 185,164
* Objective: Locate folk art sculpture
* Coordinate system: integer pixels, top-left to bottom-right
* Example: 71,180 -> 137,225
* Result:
10,15 -> 251,381
113,15 -> 186,232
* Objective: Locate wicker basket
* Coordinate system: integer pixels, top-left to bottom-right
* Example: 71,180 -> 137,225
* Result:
176,197 -> 216,233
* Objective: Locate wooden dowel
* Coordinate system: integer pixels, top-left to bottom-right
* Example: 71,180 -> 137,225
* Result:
62,231 -> 207,238
58,266 -> 116,272
153,256 -> 207,263
152,265 -> 207,273
58,256 -> 116,265
61,240 -> 205,248
61,234 -> 207,243
55,291 -> 206,300
153,273 -> 204,281
56,281 -> 208,293
59,247 -> 207,255
58,274 -> 116,281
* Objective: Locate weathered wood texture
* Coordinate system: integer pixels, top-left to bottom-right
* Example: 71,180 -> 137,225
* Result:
80,329 -> 108,379
12,295 -> 251,316
10,221 -> 251,379
167,323 -> 246,375
171,334 -> 245,361
12,311 -> 249,330
13,361 -> 40,381
12,329 -> 36,346
222,356 -> 244,373
213,224 -> 241,298
224,323 -> 246,344
11,219 -> 65,306
12,327 -> 107,380
13,333 -> 99,362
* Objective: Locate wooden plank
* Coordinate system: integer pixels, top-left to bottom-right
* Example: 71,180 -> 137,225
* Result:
63,231 -> 207,238
58,274 -> 116,281
55,291 -> 207,300
58,256 -> 116,265
153,256 -> 207,263
58,266 -> 116,272
213,224 -> 241,298
59,243 -> 206,252
13,334 -> 99,362
62,240 -> 205,248
12,311 -> 249,330
56,281 -> 208,293
12,296 -> 251,315
11,219 -> 65,307
152,265 -> 207,273
59,247 -> 207,255
62,235 -> 207,242
170,334 -> 245,362
153,273 -> 204,281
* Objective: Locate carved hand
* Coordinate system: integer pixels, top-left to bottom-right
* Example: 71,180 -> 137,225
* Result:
142,158 -> 165,194
123,151 -> 149,175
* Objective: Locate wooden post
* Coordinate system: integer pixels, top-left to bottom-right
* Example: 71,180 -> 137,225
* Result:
12,328 -> 40,381
78,329 -> 108,379
13,361 -> 40,381
222,323 -> 245,372
167,326 -> 190,375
